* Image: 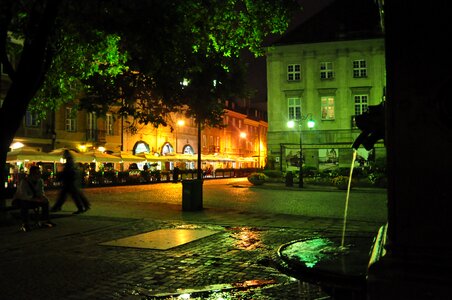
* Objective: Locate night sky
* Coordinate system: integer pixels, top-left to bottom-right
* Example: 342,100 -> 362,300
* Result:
245,0 -> 334,110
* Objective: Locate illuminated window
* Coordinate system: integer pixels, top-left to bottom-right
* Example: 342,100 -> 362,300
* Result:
25,111 -> 39,127
354,95 -> 369,115
65,107 -> 77,132
134,141 -> 150,154
87,112 -> 96,130
183,145 -> 194,154
288,97 -> 301,120
320,62 -> 334,79
353,60 -> 367,78
106,114 -> 114,135
87,112 -> 97,140
162,142 -> 173,155
321,96 -> 335,120
287,64 -> 301,81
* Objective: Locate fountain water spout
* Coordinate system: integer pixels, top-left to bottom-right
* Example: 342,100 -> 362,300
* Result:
341,149 -> 357,248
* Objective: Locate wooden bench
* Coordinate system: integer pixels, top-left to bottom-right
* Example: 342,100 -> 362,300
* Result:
0,205 -> 20,212
1,202 -> 43,229
0,199 -> 20,212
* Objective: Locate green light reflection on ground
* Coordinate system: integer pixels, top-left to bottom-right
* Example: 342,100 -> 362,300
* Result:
283,238 -> 335,268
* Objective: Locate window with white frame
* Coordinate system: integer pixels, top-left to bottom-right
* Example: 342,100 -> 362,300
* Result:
354,95 -> 369,115
238,119 -> 242,129
65,107 -> 77,132
353,60 -> 367,78
209,135 -> 214,147
106,114 -> 114,135
321,96 -> 335,120
320,62 -> 334,79
87,112 -> 96,130
288,97 -> 301,120
287,64 -> 301,81
87,112 -> 97,140
25,111 -> 39,127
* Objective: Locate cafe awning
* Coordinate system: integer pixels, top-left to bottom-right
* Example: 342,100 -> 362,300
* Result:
112,152 -> 146,163
48,148 -> 92,163
82,151 -> 122,163
48,148 -> 122,163
7,149 -> 60,162
132,153 -> 237,163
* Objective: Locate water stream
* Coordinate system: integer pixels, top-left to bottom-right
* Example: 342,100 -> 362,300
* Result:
341,149 -> 357,247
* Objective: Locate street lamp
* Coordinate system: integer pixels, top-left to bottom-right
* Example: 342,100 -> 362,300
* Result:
257,125 -> 261,169
287,114 -> 315,188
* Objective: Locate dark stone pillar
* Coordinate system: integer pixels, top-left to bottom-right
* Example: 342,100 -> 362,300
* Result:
368,2 -> 452,298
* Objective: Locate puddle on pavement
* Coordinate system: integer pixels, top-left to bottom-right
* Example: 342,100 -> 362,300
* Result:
175,224 -> 225,231
99,229 -> 220,250
281,237 -> 349,268
227,227 -> 264,250
123,279 -> 328,299
128,280 -> 276,300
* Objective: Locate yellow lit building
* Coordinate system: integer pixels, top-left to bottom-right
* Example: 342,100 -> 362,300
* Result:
2,85 -> 267,172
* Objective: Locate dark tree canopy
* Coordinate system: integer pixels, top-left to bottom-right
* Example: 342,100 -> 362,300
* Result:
0,0 -> 300,202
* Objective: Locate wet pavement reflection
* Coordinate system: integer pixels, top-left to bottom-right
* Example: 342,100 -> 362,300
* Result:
0,178 -> 384,300
113,224 -> 332,300
227,227 -> 264,250
127,279 -> 328,299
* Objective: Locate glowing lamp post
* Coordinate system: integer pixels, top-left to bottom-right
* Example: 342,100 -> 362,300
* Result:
287,115 -> 315,188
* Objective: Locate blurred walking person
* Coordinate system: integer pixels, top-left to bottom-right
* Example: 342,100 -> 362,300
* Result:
51,150 -> 90,214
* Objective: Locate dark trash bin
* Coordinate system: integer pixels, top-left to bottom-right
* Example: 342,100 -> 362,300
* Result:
182,179 -> 203,211
173,166 -> 180,183
285,171 -> 294,187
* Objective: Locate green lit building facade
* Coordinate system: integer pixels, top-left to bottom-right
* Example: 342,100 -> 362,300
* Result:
266,0 -> 385,172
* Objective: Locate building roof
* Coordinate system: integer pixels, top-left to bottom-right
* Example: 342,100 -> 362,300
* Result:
273,0 -> 383,46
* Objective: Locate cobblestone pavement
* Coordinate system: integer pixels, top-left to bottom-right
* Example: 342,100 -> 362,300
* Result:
0,182 -> 385,299
0,210 -> 382,300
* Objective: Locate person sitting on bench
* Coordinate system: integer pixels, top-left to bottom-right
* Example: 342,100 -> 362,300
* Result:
13,166 -> 56,232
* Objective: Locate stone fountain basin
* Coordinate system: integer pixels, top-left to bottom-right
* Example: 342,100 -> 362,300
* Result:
276,236 -> 375,296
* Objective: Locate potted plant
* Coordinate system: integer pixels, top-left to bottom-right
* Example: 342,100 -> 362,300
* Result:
247,172 -> 267,185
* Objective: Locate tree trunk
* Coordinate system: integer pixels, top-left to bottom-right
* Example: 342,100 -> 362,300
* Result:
0,0 -> 60,208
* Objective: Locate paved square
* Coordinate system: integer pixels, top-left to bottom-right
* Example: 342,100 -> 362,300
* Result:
100,228 -> 220,250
